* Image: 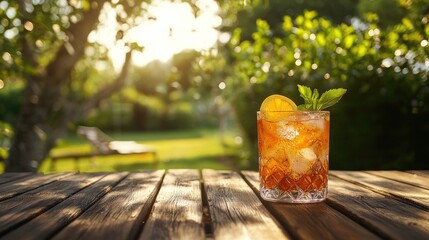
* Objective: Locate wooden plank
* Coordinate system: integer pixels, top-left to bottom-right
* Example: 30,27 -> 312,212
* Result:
0,173 -> 105,235
331,171 -> 429,210
366,170 -> 429,190
407,170 -> 429,177
0,172 -> 75,201
202,169 -> 290,239
139,169 -> 205,240
327,175 -> 429,240
52,170 -> 165,240
241,171 -> 381,240
2,172 -> 128,240
0,173 -> 32,185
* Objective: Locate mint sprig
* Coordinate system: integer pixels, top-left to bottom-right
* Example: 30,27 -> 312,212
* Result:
297,84 -> 347,110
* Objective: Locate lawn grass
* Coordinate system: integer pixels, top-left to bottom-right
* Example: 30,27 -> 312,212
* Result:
34,128 -> 241,173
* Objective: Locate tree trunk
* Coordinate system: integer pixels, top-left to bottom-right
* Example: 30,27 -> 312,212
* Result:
5,83 -> 69,171
5,50 -> 133,172
5,0 -> 105,172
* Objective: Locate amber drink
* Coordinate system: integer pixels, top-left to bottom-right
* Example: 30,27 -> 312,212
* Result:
257,111 -> 330,203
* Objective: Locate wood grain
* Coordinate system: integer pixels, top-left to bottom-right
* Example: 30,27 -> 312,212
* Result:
0,172 -> 75,201
0,170 -> 427,240
2,172 -> 128,240
139,169 -> 205,240
407,170 -> 429,177
52,170 -> 165,240
0,173 -> 32,185
330,171 -> 429,209
203,169 -> 290,239
241,171 -> 381,240
0,173 -> 104,235
366,170 -> 429,190
327,175 -> 429,240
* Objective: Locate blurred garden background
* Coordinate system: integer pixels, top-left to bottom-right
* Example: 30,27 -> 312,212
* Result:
0,0 -> 428,172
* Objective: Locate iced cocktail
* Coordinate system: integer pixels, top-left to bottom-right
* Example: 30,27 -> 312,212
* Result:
257,110 -> 329,203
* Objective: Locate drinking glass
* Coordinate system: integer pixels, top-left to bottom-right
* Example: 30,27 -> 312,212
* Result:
257,111 -> 330,203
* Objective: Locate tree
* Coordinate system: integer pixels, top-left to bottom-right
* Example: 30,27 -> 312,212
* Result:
1,0 -> 146,172
357,0 -> 406,28
128,51 -> 201,131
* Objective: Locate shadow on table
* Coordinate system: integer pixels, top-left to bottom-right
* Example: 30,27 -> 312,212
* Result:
113,155 -> 237,171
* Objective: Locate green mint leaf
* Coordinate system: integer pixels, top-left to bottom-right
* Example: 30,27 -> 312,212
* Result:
297,104 -> 311,110
297,85 -> 347,110
297,84 -> 313,105
311,89 -> 319,110
317,88 -> 347,110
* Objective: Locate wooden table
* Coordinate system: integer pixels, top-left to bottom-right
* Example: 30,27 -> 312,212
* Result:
0,170 -> 428,240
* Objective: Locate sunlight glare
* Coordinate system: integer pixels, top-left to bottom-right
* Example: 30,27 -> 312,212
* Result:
93,0 -> 220,71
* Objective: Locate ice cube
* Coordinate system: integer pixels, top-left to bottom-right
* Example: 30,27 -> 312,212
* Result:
260,141 -> 289,164
289,147 -> 317,178
305,118 -> 325,130
277,124 -> 299,140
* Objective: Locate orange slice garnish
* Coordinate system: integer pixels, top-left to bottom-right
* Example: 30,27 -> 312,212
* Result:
260,94 -> 297,121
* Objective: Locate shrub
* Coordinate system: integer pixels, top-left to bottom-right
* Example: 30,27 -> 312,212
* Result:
201,11 -> 428,170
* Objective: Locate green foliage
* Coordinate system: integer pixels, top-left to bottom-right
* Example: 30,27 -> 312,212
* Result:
82,100 -> 134,131
165,102 -> 196,129
219,0 -> 358,42
0,0 -> 153,100
79,50 -> 216,132
0,0 -> 96,80
0,121 -> 13,160
107,50 -> 214,131
86,85 -> 205,132
199,5 -> 429,169
358,0 -> 406,28
0,84 -> 23,123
